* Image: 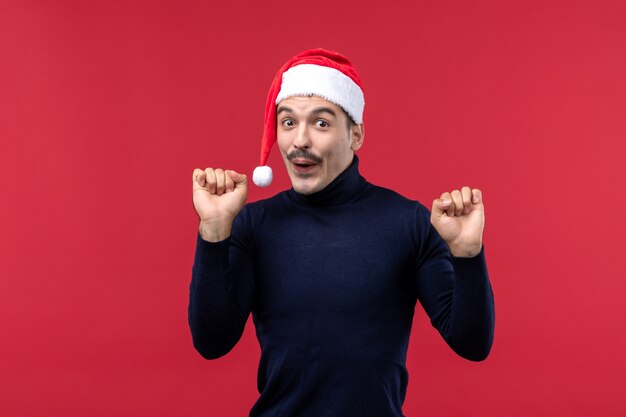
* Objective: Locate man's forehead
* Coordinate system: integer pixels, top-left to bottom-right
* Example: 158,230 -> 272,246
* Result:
276,95 -> 345,116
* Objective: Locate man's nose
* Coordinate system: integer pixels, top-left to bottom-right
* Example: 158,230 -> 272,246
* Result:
292,124 -> 311,149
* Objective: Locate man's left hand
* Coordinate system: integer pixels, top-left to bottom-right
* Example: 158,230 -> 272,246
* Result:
431,186 -> 484,258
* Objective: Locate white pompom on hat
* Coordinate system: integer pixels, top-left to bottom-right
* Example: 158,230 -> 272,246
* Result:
253,48 -> 365,187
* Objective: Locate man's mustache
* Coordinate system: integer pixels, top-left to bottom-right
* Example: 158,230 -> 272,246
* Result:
287,150 -> 322,164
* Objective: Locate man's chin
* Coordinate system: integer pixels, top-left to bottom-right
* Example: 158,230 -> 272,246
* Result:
290,177 -> 322,195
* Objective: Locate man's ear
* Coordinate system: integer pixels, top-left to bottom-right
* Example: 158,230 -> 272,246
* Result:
351,123 -> 365,151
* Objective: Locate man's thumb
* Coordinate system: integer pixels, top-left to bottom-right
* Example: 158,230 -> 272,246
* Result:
226,170 -> 247,186
431,198 -> 450,220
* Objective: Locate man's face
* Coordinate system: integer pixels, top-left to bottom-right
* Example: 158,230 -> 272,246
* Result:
276,95 -> 364,195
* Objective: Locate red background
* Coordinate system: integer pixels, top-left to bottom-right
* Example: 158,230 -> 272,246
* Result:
1,1 -> 625,416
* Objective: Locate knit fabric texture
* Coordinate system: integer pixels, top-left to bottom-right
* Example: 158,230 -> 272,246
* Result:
189,156 -> 495,417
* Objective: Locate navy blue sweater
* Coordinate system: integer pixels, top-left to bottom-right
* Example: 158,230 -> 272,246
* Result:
189,157 -> 495,417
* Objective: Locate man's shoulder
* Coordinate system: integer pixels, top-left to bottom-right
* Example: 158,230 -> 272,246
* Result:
237,189 -> 290,221
231,191 -> 289,237
243,189 -> 289,210
367,182 -> 429,213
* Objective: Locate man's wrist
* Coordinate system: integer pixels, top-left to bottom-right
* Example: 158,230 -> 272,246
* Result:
199,220 -> 233,242
449,242 -> 483,258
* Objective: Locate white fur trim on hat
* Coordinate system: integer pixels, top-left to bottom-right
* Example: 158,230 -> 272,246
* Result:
275,64 -> 364,124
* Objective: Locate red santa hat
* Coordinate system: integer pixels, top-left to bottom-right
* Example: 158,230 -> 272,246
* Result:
252,48 -> 365,187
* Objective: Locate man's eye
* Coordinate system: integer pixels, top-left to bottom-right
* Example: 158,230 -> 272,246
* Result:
281,119 -> 295,127
315,120 -> 329,128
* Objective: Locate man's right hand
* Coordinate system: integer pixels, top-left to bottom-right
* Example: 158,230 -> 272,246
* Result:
192,168 -> 248,242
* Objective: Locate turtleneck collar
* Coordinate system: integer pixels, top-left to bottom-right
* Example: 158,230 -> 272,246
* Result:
286,155 -> 368,207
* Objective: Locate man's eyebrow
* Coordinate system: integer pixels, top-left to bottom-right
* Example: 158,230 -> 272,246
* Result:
276,106 -> 338,117
310,107 -> 337,118
276,106 -> 293,115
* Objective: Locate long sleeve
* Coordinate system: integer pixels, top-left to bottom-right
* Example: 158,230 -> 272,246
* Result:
188,210 -> 256,360
184,157 -> 496,415
413,204 -> 495,361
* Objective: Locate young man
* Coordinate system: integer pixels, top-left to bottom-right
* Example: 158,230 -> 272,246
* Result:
189,48 -> 494,417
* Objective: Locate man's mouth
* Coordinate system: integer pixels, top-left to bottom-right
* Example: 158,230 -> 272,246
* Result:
291,158 -> 319,173
287,150 -> 322,174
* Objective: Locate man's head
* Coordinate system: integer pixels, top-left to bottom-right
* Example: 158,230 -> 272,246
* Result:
277,95 -> 364,194
253,49 -> 365,189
